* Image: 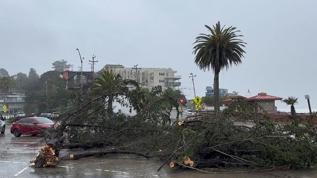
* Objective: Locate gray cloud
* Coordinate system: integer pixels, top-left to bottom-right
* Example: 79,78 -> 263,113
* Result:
0,0 -> 316,110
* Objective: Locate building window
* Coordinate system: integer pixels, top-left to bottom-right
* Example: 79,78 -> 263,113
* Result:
159,72 -> 165,76
159,80 -> 165,83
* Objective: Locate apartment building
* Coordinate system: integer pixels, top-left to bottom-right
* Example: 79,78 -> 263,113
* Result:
103,65 -> 181,90
205,86 -> 228,97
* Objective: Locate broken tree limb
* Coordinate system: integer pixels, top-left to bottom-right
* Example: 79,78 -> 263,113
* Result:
210,147 -> 257,166
62,148 -> 151,160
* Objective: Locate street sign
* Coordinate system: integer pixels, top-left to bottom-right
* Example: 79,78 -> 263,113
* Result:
2,104 -> 8,113
178,95 -> 187,105
193,96 -> 203,111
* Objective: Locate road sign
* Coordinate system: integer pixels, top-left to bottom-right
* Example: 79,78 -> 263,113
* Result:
193,96 -> 203,111
2,104 -> 8,113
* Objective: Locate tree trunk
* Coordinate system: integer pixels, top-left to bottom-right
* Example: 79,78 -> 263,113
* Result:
291,105 -> 296,118
107,96 -> 113,115
214,43 -> 220,114
213,71 -> 220,113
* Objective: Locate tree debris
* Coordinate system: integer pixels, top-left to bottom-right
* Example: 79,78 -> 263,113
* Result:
32,78 -> 317,172
31,144 -> 59,168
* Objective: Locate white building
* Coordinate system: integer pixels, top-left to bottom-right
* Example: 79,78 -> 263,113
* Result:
103,64 -> 181,90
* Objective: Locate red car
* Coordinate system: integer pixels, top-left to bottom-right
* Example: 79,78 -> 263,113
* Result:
11,117 -> 54,137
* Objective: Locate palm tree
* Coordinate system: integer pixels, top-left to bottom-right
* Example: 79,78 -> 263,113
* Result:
93,70 -> 137,115
193,21 -> 246,113
283,97 -> 298,117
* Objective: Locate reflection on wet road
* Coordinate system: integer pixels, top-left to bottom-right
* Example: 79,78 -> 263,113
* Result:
1,126 -> 317,178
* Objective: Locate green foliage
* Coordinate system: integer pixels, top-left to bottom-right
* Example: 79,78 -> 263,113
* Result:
92,70 -> 138,115
91,71 -> 181,124
28,68 -> 39,83
283,96 -> 298,117
174,114 -> 317,169
202,96 -> 225,106
0,68 -> 9,77
48,95 -> 317,170
136,87 -> 184,123
0,77 -> 14,93
193,22 -> 246,72
52,60 -> 71,72
162,88 -> 183,119
14,72 -> 28,92
202,96 -> 214,106
24,70 -> 74,114
161,101 -> 317,169
283,97 -> 298,105
93,70 -> 128,96
128,86 -> 171,125
223,99 -> 258,119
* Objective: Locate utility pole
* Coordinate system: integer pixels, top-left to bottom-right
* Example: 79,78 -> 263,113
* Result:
189,73 -> 197,98
305,95 -> 313,119
76,48 -> 84,94
132,64 -> 141,83
89,55 -> 98,73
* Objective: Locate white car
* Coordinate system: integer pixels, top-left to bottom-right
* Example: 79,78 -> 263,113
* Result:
0,118 -> 5,134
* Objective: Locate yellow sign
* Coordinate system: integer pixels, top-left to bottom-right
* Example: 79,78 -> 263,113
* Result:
2,104 -> 8,113
193,96 -> 203,111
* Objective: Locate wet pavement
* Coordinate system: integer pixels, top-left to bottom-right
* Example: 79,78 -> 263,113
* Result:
2,126 -> 317,178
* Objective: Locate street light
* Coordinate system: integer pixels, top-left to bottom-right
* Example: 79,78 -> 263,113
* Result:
189,73 -> 196,98
305,94 -> 313,117
76,48 -> 84,94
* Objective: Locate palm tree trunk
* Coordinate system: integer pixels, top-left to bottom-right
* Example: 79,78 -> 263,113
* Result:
214,71 -> 220,113
107,95 -> 114,115
291,105 -> 296,117
214,43 -> 220,114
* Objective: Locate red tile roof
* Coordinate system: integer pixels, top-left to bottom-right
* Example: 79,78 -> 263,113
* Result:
247,92 -> 282,101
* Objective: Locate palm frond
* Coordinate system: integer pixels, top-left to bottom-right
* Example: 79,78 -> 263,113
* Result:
193,22 -> 246,73
283,97 -> 298,105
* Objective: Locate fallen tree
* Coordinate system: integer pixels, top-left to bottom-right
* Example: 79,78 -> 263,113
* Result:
36,97 -> 317,171
33,73 -> 317,170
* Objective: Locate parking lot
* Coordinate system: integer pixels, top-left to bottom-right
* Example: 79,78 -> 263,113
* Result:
0,127 -> 43,177
0,126 -> 172,178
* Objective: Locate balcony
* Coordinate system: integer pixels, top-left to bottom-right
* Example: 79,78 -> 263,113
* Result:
165,75 -> 181,81
166,82 -> 181,87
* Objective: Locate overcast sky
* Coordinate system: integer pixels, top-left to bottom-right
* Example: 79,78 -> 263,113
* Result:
0,0 -> 316,111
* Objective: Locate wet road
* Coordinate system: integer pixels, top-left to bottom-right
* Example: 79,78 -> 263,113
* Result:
2,126 -> 317,178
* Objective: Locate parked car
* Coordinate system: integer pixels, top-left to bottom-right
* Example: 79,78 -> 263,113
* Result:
39,112 -> 60,120
40,113 -> 53,118
14,112 -> 26,118
10,117 -> 54,137
0,114 -> 5,134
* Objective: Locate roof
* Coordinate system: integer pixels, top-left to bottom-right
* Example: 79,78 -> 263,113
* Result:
247,92 -> 282,101
223,95 -> 247,105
